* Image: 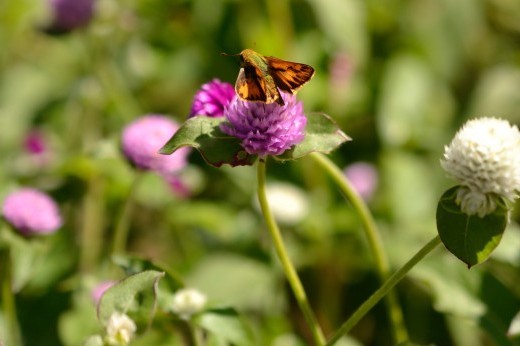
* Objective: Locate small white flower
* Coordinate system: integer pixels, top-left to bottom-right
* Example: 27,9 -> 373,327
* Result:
104,312 -> 137,346
171,288 -> 207,320
441,117 -> 520,216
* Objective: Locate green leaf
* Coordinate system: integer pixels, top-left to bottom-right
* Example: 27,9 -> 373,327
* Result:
277,112 -> 350,161
83,335 -> 104,346
195,308 -> 254,346
112,255 -> 184,291
159,116 -> 256,167
98,270 -> 164,324
436,186 -> 508,268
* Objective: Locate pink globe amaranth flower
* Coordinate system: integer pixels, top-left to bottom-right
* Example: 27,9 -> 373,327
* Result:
24,130 -> 46,155
2,188 -> 62,236
121,115 -> 190,175
344,162 -> 378,201
189,79 -> 235,118
220,93 -> 307,157
164,175 -> 192,199
46,0 -> 95,33
91,280 -> 116,305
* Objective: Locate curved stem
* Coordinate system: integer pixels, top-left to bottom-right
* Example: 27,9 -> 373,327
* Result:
111,172 -> 143,256
80,176 -> 105,273
309,152 -> 408,342
326,236 -> 441,345
257,159 -> 326,346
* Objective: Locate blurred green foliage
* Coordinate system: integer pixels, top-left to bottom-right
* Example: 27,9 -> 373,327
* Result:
1,0 -> 520,345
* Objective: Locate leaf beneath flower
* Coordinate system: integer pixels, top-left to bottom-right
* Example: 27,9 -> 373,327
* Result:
159,116 -> 256,167
436,186 -> 508,268
276,112 -> 351,161
98,270 -> 164,324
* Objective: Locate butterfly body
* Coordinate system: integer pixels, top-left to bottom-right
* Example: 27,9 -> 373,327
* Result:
232,49 -> 315,106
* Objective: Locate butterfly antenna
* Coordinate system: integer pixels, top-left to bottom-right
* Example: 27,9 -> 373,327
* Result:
220,52 -> 241,57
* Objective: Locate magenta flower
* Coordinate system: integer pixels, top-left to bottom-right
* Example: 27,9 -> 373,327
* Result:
2,188 -> 62,236
344,162 -> 378,201
46,0 -> 95,33
189,79 -> 235,118
121,115 -> 190,175
24,130 -> 47,155
221,93 -> 307,157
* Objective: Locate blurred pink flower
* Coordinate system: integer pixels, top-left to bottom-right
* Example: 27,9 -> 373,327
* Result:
121,115 -> 190,176
189,79 -> 235,118
164,175 -> 192,199
91,280 -> 116,305
330,52 -> 354,88
2,188 -> 62,236
46,0 -> 95,33
344,162 -> 378,201
24,130 -> 46,155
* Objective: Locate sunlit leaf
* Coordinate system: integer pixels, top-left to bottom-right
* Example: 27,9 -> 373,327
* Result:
277,112 -> 350,161
98,270 -> 164,324
159,116 -> 256,167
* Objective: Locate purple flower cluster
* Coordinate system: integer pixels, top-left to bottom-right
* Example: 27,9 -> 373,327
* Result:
221,93 -> 307,157
46,0 -> 95,33
2,188 -> 62,236
121,115 -> 190,176
189,79 -> 235,118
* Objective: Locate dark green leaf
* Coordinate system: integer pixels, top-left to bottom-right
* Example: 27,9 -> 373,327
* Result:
98,270 -> 164,324
277,112 -> 350,161
436,186 -> 508,268
159,116 -> 256,167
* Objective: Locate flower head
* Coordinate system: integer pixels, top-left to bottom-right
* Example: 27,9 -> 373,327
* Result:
441,117 -> 520,217
189,79 -> 235,118
121,115 -> 190,175
2,188 -> 62,236
171,288 -> 207,320
105,312 -> 136,346
46,0 -> 95,33
24,130 -> 47,155
344,162 -> 378,201
221,93 -> 307,157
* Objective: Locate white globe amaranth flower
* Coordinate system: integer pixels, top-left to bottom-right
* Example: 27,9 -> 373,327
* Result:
171,288 -> 207,320
104,312 -> 137,346
441,117 -> 520,217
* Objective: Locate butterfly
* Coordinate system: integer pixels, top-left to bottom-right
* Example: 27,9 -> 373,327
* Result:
223,49 -> 315,106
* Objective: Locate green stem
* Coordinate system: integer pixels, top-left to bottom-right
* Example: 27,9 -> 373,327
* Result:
326,236 -> 441,345
188,323 -> 204,346
79,176 -> 105,273
309,152 -> 408,342
0,234 -> 23,346
257,159 -> 326,346
111,172 -> 143,256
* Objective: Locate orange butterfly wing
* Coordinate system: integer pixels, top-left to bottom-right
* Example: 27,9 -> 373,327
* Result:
235,65 -> 283,105
235,66 -> 266,102
265,56 -> 315,95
